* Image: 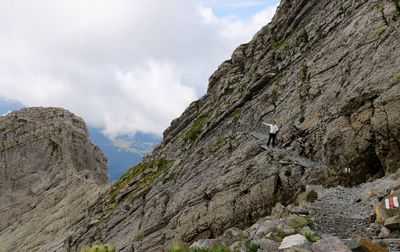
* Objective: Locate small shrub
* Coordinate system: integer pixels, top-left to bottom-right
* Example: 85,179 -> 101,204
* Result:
168,243 -> 189,252
80,244 -> 116,252
274,230 -> 291,242
298,28 -> 309,44
304,232 -> 320,243
223,87 -> 234,96
394,72 -> 400,81
300,64 -> 310,82
134,234 -> 144,242
298,217 -> 313,229
335,90 -> 341,98
377,26 -> 388,37
298,116 -> 305,124
202,190 -> 212,201
245,241 -> 260,252
48,139 -> 59,156
284,168 -> 292,177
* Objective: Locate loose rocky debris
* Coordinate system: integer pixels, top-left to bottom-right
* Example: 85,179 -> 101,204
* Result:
190,172 -> 400,252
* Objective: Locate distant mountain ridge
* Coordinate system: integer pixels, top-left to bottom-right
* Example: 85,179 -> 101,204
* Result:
0,101 -> 160,182
88,128 -> 161,182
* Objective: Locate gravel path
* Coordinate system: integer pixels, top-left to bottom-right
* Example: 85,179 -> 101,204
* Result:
309,185 -> 375,239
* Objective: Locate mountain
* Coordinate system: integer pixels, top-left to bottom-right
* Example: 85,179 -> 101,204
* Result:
60,0 -> 399,251
0,107 -> 109,251
1,0 -> 400,251
0,101 -> 160,182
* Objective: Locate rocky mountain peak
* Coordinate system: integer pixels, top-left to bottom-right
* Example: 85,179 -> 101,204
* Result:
0,107 -> 108,251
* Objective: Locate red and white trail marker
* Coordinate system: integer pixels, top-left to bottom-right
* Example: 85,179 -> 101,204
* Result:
385,197 -> 399,209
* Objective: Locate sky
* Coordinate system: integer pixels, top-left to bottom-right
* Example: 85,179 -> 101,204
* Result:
0,0 -> 279,138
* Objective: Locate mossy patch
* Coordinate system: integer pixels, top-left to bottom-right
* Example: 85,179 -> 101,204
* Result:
80,244 -> 116,252
109,158 -> 173,203
377,26 -> 388,37
223,86 -> 235,96
184,116 -> 209,142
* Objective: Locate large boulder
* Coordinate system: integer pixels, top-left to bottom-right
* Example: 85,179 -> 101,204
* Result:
384,215 -> 400,230
278,234 -> 312,251
296,190 -> 318,204
375,192 -> 400,224
285,215 -> 310,229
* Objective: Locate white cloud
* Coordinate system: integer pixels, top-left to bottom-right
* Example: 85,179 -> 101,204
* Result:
202,0 -> 266,9
0,0 -> 277,137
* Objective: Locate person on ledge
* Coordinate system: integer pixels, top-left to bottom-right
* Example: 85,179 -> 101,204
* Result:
262,120 -> 279,147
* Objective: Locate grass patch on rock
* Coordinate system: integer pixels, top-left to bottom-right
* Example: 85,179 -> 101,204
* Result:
184,116 -> 209,142
109,158 -> 173,203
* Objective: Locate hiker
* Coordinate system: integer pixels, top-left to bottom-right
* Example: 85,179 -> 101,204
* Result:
262,120 -> 279,147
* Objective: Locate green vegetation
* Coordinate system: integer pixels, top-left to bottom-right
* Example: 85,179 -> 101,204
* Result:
223,87 -> 235,96
134,234 -> 145,242
80,244 -> 116,252
298,28 -> 309,44
245,241 -> 260,252
109,158 -> 173,203
339,5 -> 348,16
211,135 -> 235,152
300,64 -> 310,83
298,116 -> 305,124
272,40 -> 290,50
394,72 -> 400,81
184,116 -> 209,142
377,26 -> 388,37
202,190 -> 212,201
335,90 -> 341,98
167,243 -> 230,252
273,230 -> 292,242
48,139 -> 59,156
284,168 -> 292,177
298,217 -> 313,229
304,232 -> 320,243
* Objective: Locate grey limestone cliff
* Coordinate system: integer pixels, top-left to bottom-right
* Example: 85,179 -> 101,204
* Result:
0,107 -> 109,251
2,0 -> 400,251
63,0 -> 399,251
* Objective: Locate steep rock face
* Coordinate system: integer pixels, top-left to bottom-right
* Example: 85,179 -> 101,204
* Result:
0,107 -> 108,251
66,0 -> 400,251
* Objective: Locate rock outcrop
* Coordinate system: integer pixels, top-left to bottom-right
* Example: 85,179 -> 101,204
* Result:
61,0 -> 400,251
0,107 -> 108,251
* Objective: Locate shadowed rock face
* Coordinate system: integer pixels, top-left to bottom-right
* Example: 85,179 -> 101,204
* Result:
0,107 -> 108,251
61,0 -> 399,251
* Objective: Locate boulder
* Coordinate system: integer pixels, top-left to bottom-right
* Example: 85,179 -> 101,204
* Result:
248,220 -> 282,239
253,238 -> 280,251
378,227 -> 390,239
347,238 -> 388,252
285,214 -> 309,229
278,234 -> 312,251
296,190 -> 318,204
311,236 -> 351,252
190,239 -> 220,249
219,227 -> 249,246
272,202 -> 291,219
384,215 -> 400,230
375,192 -> 400,224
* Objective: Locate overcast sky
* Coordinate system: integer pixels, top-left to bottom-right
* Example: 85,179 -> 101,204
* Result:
0,0 -> 278,137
